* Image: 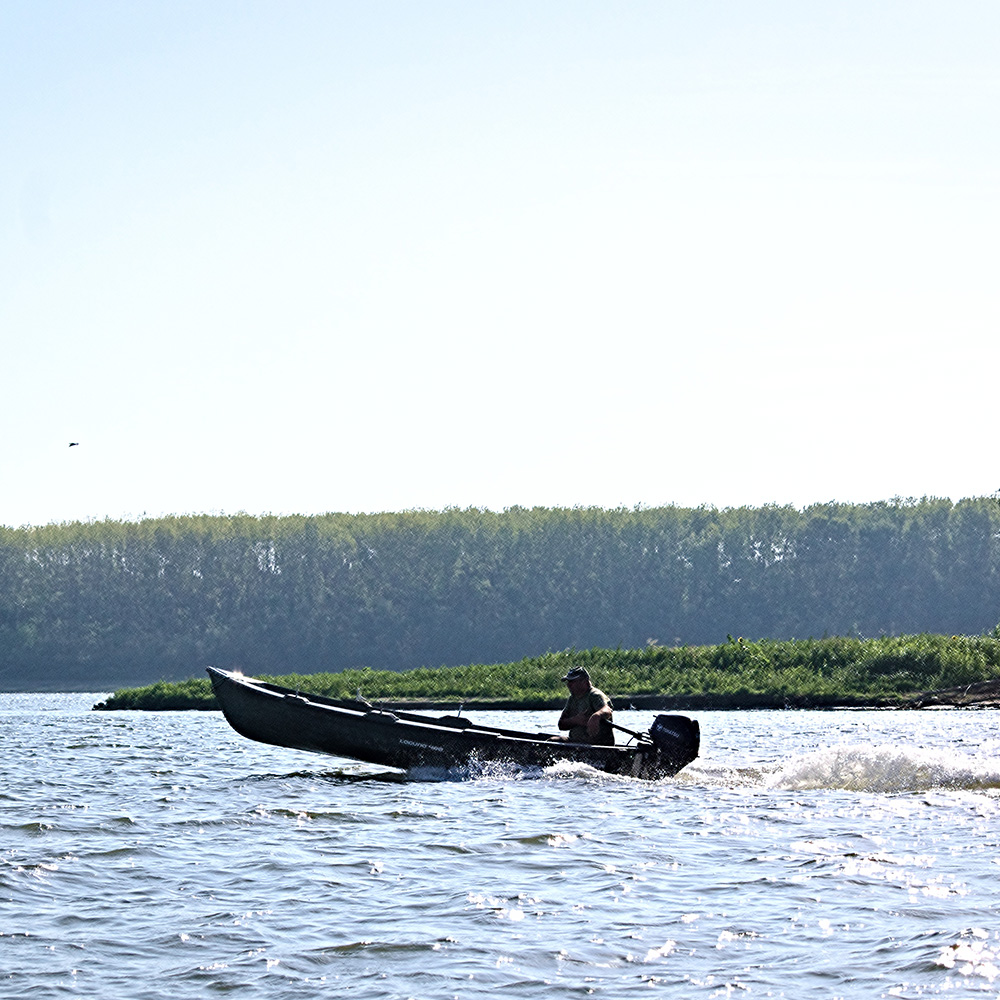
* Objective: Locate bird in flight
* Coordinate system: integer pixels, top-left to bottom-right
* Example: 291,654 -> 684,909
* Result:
69,442 -> 80,447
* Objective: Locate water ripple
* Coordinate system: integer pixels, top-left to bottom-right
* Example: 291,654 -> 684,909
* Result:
3,702 -> 1000,998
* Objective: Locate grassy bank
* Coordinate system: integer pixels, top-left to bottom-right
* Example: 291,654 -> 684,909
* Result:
92,633 -> 1000,711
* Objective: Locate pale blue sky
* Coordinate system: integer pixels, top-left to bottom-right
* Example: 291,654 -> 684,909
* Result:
3,1 -> 998,527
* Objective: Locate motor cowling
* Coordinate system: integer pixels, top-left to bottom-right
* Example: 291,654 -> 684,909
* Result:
648,714 -> 700,771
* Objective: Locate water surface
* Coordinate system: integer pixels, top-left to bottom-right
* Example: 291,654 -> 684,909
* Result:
2,696 -> 999,998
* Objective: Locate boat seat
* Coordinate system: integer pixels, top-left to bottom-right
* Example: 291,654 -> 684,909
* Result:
437,715 -> 473,728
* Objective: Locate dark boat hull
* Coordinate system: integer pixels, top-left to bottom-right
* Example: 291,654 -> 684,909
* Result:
207,667 -> 699,780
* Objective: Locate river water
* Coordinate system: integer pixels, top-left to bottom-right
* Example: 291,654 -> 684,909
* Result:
2,695 -> 1000,999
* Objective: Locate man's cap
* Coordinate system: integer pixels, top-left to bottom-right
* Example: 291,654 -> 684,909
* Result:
562,666 -> 590,682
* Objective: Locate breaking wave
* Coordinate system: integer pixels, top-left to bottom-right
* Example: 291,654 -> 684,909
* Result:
767,743 -> 1000,793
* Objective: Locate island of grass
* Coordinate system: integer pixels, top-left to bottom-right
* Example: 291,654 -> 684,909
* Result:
93,633 -> 1000,711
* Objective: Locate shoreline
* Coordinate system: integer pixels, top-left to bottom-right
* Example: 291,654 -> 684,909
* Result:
300,682 -> 1000,713
0,689 -> 986,710
76,634 -> 1000,711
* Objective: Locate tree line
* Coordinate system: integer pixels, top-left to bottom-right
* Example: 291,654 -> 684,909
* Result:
2,497 -> 999,690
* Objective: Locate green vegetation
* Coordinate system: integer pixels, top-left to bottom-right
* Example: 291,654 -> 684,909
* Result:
4,498 -> 1000,691
93,633 -> 1000,710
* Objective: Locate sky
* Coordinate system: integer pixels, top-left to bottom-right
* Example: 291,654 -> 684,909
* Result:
2,1 -> 999,528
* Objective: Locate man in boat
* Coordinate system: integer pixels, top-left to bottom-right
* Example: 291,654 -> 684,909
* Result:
556,666 -> 614,745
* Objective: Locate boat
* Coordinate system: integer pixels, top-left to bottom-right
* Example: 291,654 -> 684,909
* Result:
207,667 -> 700,780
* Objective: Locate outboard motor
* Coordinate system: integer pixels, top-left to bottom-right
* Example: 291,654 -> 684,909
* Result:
649,714 -> 700,772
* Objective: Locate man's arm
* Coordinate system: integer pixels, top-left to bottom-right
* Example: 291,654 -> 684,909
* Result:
560,695 -> 612,734
558,704 -> 586,730
585,702 -> 612,739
